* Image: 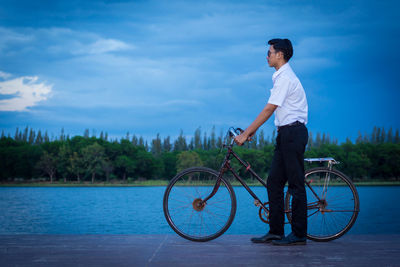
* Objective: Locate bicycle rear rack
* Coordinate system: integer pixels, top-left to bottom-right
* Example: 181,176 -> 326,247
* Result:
304,157 -> 339,169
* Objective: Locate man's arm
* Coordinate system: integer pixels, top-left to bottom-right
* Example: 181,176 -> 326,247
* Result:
234,103 -> 278,146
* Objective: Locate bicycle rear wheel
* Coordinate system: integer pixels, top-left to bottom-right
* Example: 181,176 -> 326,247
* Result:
163,167 -> 237,242
285,167 -> 359,242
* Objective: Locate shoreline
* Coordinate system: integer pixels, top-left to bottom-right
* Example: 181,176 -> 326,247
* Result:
1,180 -> 400,187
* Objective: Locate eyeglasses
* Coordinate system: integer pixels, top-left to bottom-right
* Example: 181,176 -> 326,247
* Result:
267,50 -> 277,57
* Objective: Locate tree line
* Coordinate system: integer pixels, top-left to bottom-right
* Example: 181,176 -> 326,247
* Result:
0,126 -> 399,183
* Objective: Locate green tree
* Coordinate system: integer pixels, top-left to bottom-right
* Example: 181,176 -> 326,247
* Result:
68,151 -> 85,182
271,129 -> 277,145
161,152 -> 178,179
356,131 -> 363,144
371,143 -> 400,179
188,138 -> 194,150
83,129 -> 90,139
82,142 -> 107,183
174,130 -> 187,151
60,128 -> 66,141
263,145 -> 275,175
210,126 -> 216,149
151,133 -> 162,156
362,133 -> 369,143
234,147 -> 267,178
258,129 -> 266,149
250,132 -> 258,150
163,136 -> 172,152
194,127 -> 202,150
376,127 -> 381,143
14,127 -> 19,141
176,151 -> 203,173
138,136 -> 145,147
132,135 -> 138,146
57,144 -> 71,182
22,126 -> 28,142
342,143 -> 372,179
387,127 -> 393,143
0,138 -> 18,180
379,127 -> 386,143
216,129 -> 223,148
36,151 -> 58,183
315,132 -> 322,147
35,130 -> 43,144
371,126 -> 377,144
203,133 -> 208,150
28,128 -> 35,144
11,143 -> 42,179
307,131 -> 313,150
135,149 -> 160,179
102,159 -> 114,182
44,131 -> 50,142
115,155 -> 136,182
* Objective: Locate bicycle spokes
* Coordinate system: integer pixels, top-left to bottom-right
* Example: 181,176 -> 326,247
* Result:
285,168 -> 359,241
322,171 -> 331,199
169,186 -> 232,237
164,168 -> 236,241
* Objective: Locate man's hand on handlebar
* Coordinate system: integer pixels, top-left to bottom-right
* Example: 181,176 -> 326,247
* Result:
234,131 -> 254,146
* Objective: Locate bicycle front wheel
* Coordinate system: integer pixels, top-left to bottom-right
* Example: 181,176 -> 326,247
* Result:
163,167 -> 237,242
285,167 -> 359,242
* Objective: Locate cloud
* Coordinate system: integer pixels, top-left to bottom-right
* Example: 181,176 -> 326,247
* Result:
72,38 -> 134,55
293,57 -> 338,73
0,71 -> 12,79
144,99 -> 202,108
38,27 -> 134,55
0,27 -> 134,57
0,27 -> 33,52
0,75 -> 52,111
232,69 -> 268,83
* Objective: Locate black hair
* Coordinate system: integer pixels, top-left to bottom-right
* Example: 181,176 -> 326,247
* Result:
267,38 -> 293,62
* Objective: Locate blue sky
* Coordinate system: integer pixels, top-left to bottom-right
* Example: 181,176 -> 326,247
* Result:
0,0 -> 399,143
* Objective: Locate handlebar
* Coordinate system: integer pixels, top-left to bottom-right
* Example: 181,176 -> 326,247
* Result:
228,127 -> 244,138
225,127 -> 244,147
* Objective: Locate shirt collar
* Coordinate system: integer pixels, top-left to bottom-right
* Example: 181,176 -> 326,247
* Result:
272,62 -> 290,82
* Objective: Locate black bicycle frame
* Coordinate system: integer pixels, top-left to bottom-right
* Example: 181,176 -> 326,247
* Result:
200,143 -> 324,216
201,145 -> 268,211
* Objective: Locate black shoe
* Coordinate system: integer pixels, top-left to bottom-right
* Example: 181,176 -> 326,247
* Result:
251,232 -> 283,243
272,232 -> 306,246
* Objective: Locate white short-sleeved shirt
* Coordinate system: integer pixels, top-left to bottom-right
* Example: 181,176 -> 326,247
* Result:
267,63 -> 308,127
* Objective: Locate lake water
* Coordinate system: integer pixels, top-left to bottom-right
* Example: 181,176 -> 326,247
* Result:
0,186 -> 399,235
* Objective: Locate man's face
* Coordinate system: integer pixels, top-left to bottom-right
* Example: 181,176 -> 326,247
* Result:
267,45 -> 279,67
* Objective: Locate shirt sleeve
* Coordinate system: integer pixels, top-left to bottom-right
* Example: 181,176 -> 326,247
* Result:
267,76 -> 290,107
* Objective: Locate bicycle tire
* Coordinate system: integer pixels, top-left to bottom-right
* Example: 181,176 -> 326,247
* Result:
163,167 -> 237,242
285,167 -> 359,242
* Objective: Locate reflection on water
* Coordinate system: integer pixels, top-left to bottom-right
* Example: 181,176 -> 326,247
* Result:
0,186 -> 399,234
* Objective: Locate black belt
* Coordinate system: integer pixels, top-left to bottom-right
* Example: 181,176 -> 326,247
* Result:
277,121 -> 304,132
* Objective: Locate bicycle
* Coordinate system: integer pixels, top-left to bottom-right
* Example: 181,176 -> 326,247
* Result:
163,128 -> 360,242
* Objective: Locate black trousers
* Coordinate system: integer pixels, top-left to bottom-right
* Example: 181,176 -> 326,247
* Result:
267,123 -> 308,238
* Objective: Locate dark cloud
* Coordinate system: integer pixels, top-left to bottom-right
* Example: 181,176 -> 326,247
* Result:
0,0 -> 399,141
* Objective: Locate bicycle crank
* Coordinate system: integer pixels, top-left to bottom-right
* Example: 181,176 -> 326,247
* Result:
258,202 -> 270,224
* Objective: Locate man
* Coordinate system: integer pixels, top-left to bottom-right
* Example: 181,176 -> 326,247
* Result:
234,38 -> 308,246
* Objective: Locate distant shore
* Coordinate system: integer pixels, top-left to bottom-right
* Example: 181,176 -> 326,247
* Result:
1,180 -> 400,187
